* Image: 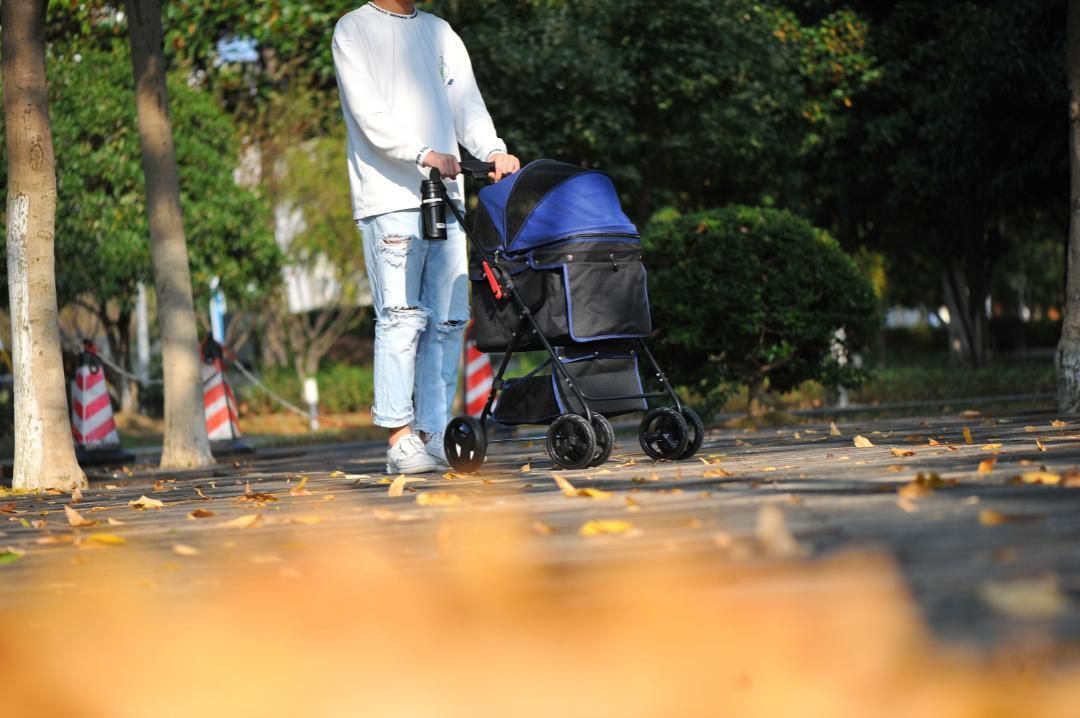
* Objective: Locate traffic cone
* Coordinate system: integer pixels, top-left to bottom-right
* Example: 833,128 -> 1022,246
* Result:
70,340 -> 134,466
464,322 -> 493,418
201,338 -> 253,457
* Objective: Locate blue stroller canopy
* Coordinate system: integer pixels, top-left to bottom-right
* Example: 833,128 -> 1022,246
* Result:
477,160 -> 638,253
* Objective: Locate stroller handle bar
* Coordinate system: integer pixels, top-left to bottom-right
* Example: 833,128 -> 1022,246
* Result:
429,160 -> 495,182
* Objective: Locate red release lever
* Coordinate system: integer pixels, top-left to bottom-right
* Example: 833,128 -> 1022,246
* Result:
481,260 -> 504,300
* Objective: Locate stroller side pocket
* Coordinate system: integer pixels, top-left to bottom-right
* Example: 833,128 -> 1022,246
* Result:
563,260 -> 652,342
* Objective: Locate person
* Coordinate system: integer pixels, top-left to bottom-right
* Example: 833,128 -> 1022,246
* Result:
332,0 -> 520,474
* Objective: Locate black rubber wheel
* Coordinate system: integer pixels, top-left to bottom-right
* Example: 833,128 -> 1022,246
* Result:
638,407 -> 690,460
676,407 -> 705,460
588,414 -> 615,467
546,414 -> 597,470
444,415 -> 487,474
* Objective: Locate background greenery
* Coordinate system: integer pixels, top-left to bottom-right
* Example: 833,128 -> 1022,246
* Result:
0,0 -> 1068,427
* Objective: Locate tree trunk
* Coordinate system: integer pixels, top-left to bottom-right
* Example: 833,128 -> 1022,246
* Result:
1059,0 -> 1080,413
746,375 -> 766,417
125,0 -> 213,467
2,0 -> 88,490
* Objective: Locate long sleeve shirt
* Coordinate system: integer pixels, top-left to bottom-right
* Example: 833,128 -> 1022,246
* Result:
332,3 -> 507,220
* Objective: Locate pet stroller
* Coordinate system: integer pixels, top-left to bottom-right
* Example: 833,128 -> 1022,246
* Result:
425,159 -> 703,472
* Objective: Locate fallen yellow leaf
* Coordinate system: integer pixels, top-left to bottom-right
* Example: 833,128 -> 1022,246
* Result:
829,422 -> 841,437
64,504 -> 97,528
172,543 -> 200,556
703,468 -> 734,478
1035,438 -> 1046,452
1020,471 -> 1061,485
578,487 -> 613,500
416,491 -> 462,507
898,473 -> 954,500
755,504 -> 805,558
963,427 -> 973,445
579,519 -> 635,537
219,514 -> 262,529
553,475 -> 577,496
387,474 -> 425,498
287,515 -> 324,525
128,495 -> 164,510
890,448 -> 915,458
532,521 -> 554,536
106,517 -> 126,526
81,533 -> 126,546
980,443 -> 1002,451
977,457 -> 996,474
1051,419 -> 1067,428
853,435 -> 873,448
979,577 -> 1066,619
187,509 -> 215,519
520,463 -> 532,473
979,509 -> 1044,526
289,476 -> 311,496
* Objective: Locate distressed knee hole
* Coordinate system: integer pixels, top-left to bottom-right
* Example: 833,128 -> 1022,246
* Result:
382,306 -> 428,329
378,235 -> 412,267
436,318 -> 468,335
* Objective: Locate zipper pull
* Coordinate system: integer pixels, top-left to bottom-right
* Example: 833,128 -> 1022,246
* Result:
609,253 -> 618,271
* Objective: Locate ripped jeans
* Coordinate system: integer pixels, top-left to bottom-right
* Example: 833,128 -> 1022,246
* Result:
357,208 -> 469,434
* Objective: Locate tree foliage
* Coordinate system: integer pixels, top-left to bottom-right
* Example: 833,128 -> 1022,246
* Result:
0,41 -> 281,323
822,0 -> 1067,363
427,0 -> 878,222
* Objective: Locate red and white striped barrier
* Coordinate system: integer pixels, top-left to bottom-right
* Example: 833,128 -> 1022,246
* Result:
70,340 -> 133,466
71,346 -> 121,449
201,339 -> 243,444
464,324 -> 493,417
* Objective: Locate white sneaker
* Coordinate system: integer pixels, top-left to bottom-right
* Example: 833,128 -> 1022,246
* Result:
386,434 -> 438,475
424,432 -> 449,467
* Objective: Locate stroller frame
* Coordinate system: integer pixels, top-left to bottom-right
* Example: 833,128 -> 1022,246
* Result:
432,161 -> 703,472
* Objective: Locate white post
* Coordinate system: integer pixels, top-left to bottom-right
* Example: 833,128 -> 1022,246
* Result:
209,276 -> 227,344
135,281 -> 150,385
303,376 -> 319,432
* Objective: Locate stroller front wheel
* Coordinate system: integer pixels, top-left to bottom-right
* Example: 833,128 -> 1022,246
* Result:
546,414 -> 597,470
639,407 -> 690,460
588,414 -> 615,467
444,415 -> 487,474
676,407 -> 705,460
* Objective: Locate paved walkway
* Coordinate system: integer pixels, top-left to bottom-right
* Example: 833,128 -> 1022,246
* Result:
2,411 -> 1079,650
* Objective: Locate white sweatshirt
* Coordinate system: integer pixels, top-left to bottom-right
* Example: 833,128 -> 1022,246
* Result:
332,3 -> 507,220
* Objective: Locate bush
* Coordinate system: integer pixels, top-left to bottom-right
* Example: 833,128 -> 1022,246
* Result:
642,206 -> 879,413
238,363 -> 375,416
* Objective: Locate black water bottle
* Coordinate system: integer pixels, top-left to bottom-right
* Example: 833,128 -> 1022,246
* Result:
421,169 -> 447,241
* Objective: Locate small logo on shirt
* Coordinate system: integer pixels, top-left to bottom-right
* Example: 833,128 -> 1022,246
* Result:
439,55 -> 454,86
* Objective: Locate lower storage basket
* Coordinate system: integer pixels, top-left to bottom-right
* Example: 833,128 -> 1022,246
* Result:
491,346 -> 647,425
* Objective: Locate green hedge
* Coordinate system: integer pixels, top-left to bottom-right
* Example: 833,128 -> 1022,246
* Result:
642,206 -> 879,412
238,363 -> 375,415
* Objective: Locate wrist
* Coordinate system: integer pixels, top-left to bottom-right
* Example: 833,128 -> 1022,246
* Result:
416,146 -> 433,168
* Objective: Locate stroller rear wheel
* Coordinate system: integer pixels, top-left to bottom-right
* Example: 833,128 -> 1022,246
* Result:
639,407 -> 690,460
444,415 -> 487,474
588,414 -> 615,467
546,414 -> 597,470
676,407 -> 705,460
